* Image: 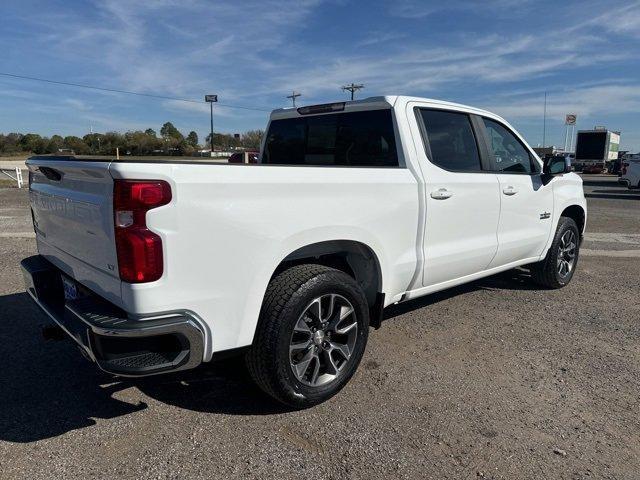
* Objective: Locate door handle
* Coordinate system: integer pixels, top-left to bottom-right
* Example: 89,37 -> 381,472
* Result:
502,186 -> 518,196
430,188 -> 453,200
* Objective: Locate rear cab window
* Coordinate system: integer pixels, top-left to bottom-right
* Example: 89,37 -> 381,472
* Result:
262,109 -> 399,167
417,109 -> 482,172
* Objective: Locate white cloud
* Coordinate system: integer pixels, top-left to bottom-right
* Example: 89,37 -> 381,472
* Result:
15,0 -> 638,107
484,84 -> 640,120
31,0 -> 324,103
63,98 -> 92,111
568,1 -> 640,38
3,0 -> 639,148
356,32 -> 407,47
388,0 -> 534,18
255,27 -> 630,100
161,100 -> 248,119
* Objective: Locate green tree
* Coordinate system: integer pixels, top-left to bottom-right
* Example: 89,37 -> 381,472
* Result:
125,130 -> 162,155
20,133 -> 43,153
100,132 -> 127,155
186,131 -> 198,147
205,132 -> 239,150
160,122 -> 183,141
63,136 -> 90,154
83,133 -> 105,154
0,133 -> 21,153
0,133 -> 23,154
46,135 -> 64,153
241,130 -> 264,149
145,128 -> 157,137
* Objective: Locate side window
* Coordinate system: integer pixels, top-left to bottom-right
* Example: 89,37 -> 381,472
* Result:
482,118 -> 537,174
418,109 -> 482,172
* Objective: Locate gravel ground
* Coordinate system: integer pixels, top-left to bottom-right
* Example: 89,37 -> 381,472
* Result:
0,175 -> 639,479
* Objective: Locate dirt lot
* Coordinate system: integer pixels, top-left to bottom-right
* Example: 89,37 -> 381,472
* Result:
0,175 -> 639,479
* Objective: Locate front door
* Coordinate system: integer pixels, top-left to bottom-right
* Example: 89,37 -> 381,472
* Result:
480,118 -> 554,267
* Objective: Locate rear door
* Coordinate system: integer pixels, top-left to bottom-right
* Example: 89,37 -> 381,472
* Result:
478,118 -> 554,267
414,108 -> 501,287
28,158 -> 119,281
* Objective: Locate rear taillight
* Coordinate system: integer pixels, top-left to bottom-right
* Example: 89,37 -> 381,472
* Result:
113,180 -> 171,283
622,162 -> 629,175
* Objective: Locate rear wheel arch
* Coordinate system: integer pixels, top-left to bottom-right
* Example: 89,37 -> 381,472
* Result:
274,240 -> 382,302
269,240 -> 385,326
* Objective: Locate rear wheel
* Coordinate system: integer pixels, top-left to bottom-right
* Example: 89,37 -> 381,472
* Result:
246,264 -> 369,408
530,216 -> 580,288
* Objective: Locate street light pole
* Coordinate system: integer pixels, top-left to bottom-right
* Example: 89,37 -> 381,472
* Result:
542,91 -> 547,148
205,94 -> 218,156
209,101 -> 214,153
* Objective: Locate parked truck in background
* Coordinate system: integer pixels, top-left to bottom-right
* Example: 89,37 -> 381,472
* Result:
574,129 -> 620,173
21,96 -> 587,407
619,156 -> 640,189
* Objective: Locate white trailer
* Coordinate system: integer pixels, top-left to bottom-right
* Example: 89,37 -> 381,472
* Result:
574,129 -> 620,173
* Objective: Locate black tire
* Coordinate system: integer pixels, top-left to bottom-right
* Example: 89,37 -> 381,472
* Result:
530,216 -> 580,289
246,264 -> 370,408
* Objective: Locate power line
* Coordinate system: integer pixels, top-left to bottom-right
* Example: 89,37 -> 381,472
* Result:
341,83 -> 364,101
286,91 -> 301,107
0,72 -> 271,112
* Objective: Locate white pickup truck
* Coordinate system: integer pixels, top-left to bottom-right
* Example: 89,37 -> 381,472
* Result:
22,96 -> 586,407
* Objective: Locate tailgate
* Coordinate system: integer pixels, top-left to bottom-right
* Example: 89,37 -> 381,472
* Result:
27,158 -> 120,288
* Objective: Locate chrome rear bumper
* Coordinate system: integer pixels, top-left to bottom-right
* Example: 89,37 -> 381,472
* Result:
21,255 -> 204,377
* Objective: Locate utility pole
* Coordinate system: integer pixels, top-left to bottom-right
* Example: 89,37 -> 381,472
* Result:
286,91 -> 301,107
342,83 -> 364,101
205,94 -> 218,155
542,91 -> 547,148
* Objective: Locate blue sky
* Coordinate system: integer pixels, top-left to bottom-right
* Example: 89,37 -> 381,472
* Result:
1,0 -> 639,151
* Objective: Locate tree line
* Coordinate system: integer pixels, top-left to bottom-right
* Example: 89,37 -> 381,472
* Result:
0,122 -> 264,156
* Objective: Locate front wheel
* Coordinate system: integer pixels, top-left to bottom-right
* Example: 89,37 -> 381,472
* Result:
246,264 -> 370,408
530,216 -> 580,289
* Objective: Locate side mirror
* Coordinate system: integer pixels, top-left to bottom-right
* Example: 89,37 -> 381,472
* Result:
544,156 -> 571,176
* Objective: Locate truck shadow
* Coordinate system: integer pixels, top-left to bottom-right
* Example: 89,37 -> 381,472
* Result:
130,359 -> 288,416
585,192 -> 640,201
0,268 -> 540,442
0,293 -> 291,443
581,179 -> 619,188
0,292 -> 147,443
138,270 -> 540,414
383,268 -> 538,321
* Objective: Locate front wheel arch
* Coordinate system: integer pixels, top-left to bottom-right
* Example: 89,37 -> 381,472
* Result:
530,216 -> 580,289
560,204 -> 585,237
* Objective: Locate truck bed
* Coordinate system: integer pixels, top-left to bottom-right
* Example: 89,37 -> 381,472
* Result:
30,155 -> 232,165
26,155 -> 421,356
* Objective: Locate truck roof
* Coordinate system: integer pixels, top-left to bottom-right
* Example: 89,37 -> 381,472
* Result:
270,95 -> 498,120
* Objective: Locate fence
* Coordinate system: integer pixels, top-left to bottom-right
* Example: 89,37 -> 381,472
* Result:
0,167 -> 24,188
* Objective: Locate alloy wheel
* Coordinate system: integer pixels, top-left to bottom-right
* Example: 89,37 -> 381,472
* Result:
557,229 -> 577,278
289,294 -> 358,387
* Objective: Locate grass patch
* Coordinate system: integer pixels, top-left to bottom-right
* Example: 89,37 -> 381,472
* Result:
0,179 -> 20,188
